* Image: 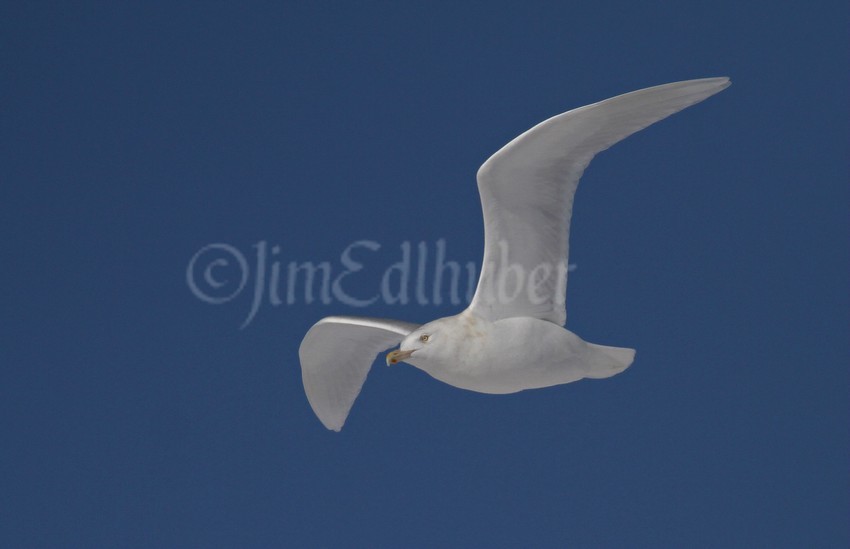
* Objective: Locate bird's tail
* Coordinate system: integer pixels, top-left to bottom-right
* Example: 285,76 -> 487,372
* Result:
583,343 -> 635,379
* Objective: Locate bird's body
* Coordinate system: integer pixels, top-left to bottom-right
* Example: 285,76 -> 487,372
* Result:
299,77 -> 730,431
400,312 -> 632,394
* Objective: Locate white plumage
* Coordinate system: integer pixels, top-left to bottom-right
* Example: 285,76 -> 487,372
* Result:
299,77 -> 730,431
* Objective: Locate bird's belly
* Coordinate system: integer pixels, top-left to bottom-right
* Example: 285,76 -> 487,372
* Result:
425,317 -> 591,394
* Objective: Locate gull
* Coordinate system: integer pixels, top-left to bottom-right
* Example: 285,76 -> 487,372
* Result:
299,77 -> 730,431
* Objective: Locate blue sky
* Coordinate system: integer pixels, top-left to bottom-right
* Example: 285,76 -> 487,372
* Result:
2,2 -> 847,547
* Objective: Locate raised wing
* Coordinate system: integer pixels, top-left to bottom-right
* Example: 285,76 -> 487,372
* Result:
299,316 -> 420,431
468,77 -> 730,325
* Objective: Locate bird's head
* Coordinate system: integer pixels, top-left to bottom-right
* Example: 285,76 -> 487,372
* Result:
385,318 -> 454,367
385,313 -> 480,370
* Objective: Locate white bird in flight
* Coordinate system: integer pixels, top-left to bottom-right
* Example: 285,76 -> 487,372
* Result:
300,77 -> 730,431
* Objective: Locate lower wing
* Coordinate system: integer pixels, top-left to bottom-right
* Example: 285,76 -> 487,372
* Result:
299,316 -> 420,431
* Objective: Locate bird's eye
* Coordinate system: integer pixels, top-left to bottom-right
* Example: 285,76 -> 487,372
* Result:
420,334 -> 430,342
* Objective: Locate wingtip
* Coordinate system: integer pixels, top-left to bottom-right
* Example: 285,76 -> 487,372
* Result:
682,76 -> 731,93
319,415 -> 344,432
316,409 -> 346,432
668,76 -> 731,104
693,76 -> 730,85
697,76 -> 732,92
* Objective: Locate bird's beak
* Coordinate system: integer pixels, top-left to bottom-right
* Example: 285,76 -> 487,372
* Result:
386,349 -> 414,366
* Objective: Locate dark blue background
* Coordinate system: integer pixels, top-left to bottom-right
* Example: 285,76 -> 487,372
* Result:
2,2 -> 847,547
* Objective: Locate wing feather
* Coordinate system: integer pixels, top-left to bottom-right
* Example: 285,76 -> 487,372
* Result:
468,77 -> 731,324
299,316 -> 420,431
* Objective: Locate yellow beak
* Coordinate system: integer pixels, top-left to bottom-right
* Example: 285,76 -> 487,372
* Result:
386,349 -> 414,366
